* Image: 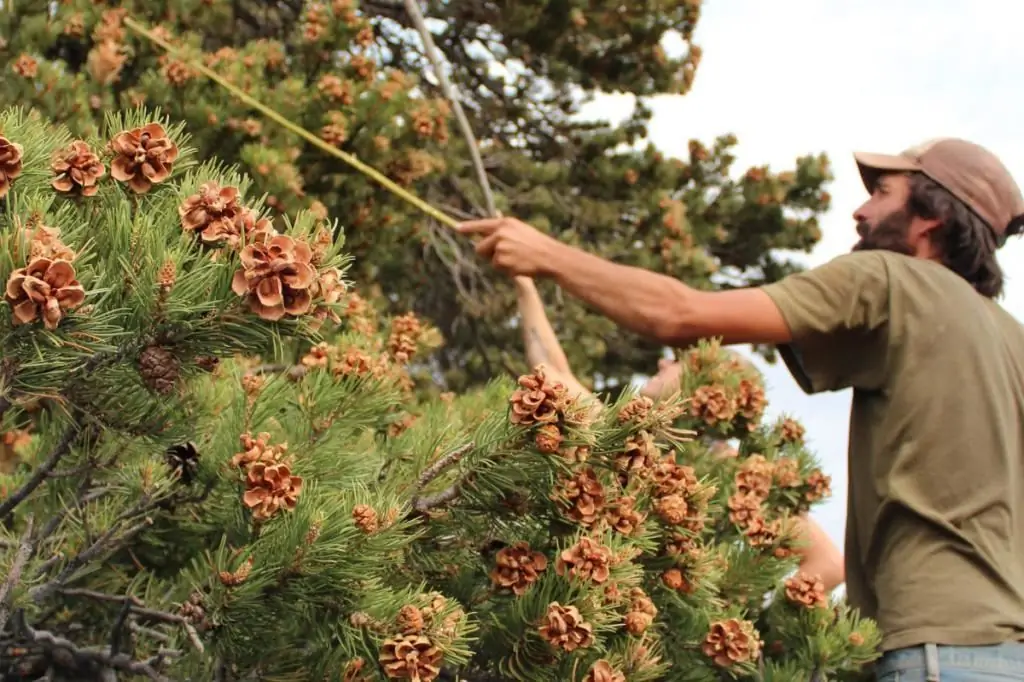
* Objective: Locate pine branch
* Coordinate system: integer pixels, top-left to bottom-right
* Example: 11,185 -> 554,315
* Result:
0,425 -> 79,522
410,442 -> 474,513
58,589 -> 205,654
9,610 -> 174,681
0,514 -> 34,635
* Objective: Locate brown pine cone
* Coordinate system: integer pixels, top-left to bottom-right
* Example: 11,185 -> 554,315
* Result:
50,140 -> 106,197
379,634 -> 443,682
702,618 -> 762,668
537,602 -> 593,652
779,418 -> 806,444
784,571 -> 828,609
651,455 -> 699,497
655,493 -> 689,526
556,536 -> 613,584
178,181 -> 246,245
625,610 -> 653,635
533,424 -> 563,454
604,495 -> 646,536
0,135 -> 25,198
772,457 -> 802,488
231,235 -> 318,321
727,492 -> 762,527
5,257 -> 86,329
109,122 -> 179,193
582,659 -> 626,682
242,461 -> 304,522
803,470 -> 832,503
509,367 -> 567,427
137,344 -> 181,395
387,313 -> 422,363
735,378 -> 766,424
352,504 -> 379,533
617,394 -> 653,423
689,384 -> 737,426
615,430 -> 658,475
554,468 -> 605,527
396,605 -> 424,634
490,542 -> 548,595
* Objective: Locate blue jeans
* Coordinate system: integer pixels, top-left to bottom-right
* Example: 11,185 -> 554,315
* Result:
875,642 -> 1024,681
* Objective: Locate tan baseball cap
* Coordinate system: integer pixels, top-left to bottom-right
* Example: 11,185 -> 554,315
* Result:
853,138 -> 1024,239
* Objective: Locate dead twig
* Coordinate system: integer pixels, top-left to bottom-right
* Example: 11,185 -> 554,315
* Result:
0,514 -> 34,634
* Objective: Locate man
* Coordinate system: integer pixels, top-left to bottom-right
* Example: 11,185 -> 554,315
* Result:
459,138 -> 1024,680
512,275 -> 846,590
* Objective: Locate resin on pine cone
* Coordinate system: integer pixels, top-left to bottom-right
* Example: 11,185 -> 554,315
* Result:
537,602 -> 593,652
5,257 -> 86,330
109,122 -> 179,193
490,542 -> 548,595
231,234 -> 318,321
378,634 -> 443,682
50,140 -> 106,197
137,344 -> 181,396
0,134 -> 24,198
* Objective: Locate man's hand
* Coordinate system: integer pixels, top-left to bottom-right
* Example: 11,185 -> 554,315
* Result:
456,217 -> 565,277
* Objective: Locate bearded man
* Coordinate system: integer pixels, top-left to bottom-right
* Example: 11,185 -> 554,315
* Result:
459,138 -> 1024,680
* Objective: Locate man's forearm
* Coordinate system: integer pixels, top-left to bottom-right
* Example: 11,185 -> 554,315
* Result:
515,277 -> 572,373
541,242 -> 692,345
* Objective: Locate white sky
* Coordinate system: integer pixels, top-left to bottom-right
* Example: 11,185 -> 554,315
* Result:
579,0 -> 1024,550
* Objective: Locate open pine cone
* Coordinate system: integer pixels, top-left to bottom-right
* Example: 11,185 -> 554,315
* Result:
555,468 -> 606,527
0,134 -> 23,198
5,257 -> 86,329
242,460 -> 304,522
179,181 -> 245,244
537,602 -> 593,652
231,234 -> 317,321
490,542 -> 548,595
582,660 -> 626,682
784,571 -> 828,609
109,122 -> 179,193
604,495 -> 646,535
509,367 -> 567,427
702,618 -> 762,668
555,536 -> 613,584
51,140 -> 106,196
378,634 -> 443,682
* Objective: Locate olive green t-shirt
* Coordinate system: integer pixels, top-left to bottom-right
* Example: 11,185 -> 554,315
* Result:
761,249 -> 1024,652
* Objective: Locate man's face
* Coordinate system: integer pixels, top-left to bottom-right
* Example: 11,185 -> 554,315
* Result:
639,357 -> 682,401
851,172 -> 916,255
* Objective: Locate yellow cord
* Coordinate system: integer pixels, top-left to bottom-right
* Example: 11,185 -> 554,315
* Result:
122,16 -> 460,229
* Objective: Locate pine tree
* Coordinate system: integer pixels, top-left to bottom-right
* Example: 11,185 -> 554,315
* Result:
0,108 -> 878,681
0,0 -> 833,395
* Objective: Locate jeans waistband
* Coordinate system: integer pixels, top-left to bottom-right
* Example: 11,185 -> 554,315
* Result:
876,641 -> 1024,680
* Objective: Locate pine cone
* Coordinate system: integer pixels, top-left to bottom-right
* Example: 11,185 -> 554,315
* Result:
396,605 -> 424,634
342,658 -> 372,682
50,140 -> 106,196
614,430 -> 658,475
109,122 -> 179,194
242,461 -> 303,522
537,602 -> 593,652
555,468 -> 605,527
651,456 -> 699,497
178,181 -> 246,245
735,459 -> 773,500
509,367 -> 567,427
803,470 -> 832,503
655,493 -> 689,526
490,542 -> 548,595
617,395 -> 653,423
604,495 -> 646,536
779,418 -> 806,444
0,134 -> 24,198
784,571 -> 828,609
5,257 -> 86,329
582,660 -> 626,682
231,235 -> 317,321
387,312 -> 422,363
137,344 -> 181,395
689,384 -> 737,426
727,492 -> 762,527
772,457 -> 802,488
735,378 -> 766,425
352,504 -> 379,533
21,223 -> 76,262
556,536 -> 613,584
702,618 -> 762,668
165,441 -> 200,485
533,424 -> 563,454
379,634 -> 443,682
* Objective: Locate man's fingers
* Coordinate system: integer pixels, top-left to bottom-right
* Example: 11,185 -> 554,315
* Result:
475,231 -> 502,259
456,218 -> 504,236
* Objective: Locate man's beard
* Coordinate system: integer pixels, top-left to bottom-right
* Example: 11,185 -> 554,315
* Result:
852,208 -> 915,256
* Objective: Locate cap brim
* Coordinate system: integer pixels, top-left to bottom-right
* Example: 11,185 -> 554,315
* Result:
853,151 -> 922,193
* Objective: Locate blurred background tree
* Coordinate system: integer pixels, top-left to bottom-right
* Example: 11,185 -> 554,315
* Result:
0,0 -> 832,396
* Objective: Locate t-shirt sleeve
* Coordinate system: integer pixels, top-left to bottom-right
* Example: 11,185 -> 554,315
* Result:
760,251 -> 893,394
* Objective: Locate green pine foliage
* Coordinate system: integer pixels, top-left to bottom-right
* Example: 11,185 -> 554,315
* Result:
0,107 -> 876,681
0,0 -> 833,394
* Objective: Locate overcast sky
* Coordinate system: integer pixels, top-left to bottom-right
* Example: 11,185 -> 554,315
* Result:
579,0 -> 1024,550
